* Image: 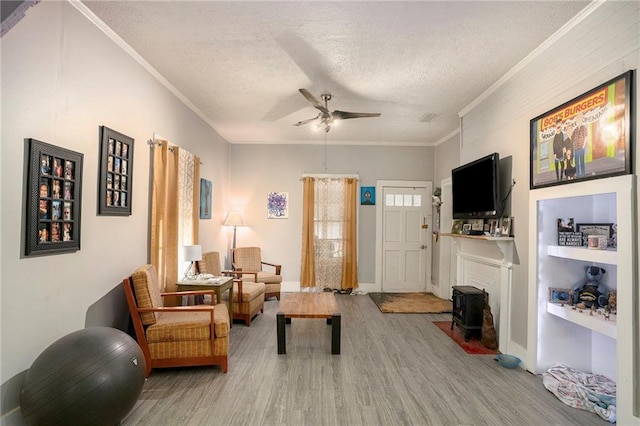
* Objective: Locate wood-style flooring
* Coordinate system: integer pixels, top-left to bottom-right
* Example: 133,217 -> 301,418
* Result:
122,293 -> 607,425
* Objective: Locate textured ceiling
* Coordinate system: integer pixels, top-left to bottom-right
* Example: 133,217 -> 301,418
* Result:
83,1 -> 590,146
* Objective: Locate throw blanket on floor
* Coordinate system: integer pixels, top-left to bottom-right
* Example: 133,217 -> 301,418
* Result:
542,364 -> 616,423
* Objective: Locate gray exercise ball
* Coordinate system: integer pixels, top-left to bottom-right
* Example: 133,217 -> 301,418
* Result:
20,327 -> 145,425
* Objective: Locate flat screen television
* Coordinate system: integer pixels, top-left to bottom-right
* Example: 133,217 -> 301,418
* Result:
451,152 -> 502,219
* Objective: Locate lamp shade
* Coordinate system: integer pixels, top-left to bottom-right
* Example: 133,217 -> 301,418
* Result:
223,211 -> 245,227
183,245 -> 202,262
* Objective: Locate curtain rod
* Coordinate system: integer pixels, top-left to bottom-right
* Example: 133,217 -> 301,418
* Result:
147,139 -> 175,152
301,173 -> 359,179
147,139 -> 203,164
302,173 -> 360,179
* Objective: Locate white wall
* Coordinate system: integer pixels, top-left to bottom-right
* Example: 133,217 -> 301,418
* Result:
431,133 -> 460,295
459,1 -> 639,351
0,1 -> 231,411
228,144 -> 435,287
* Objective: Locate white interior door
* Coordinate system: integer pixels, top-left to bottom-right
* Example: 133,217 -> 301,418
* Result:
380,184 -> 431,292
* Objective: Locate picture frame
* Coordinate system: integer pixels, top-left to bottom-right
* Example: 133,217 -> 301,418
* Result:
557,217 -> 582,246
200,178 -> 212,219
488,219 -> 499,236
98,126 -> 133,216
530,70 -> 634,189
500,217 -> 512,236
450,219 -> 463,234
360,186 -> 375,205
267,191 -> 288,219
461,223 -> 472,234
549,287 -> 571,304
576,223 -> 613,247
25,138 -> 83,256
470,219 -> 484,232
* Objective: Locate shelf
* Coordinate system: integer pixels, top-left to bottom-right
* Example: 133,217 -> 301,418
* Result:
547,245 -> 617,265
546,302 -> 616,339
442,233 -> 513,241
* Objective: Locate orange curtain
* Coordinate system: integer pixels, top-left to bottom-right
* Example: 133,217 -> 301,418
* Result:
300,176 -> 315,288
192,158 -> 201,244
149,140 -> 179,294
341,178 -> 358,289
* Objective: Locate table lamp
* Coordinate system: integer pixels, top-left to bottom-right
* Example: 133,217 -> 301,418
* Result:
182,244 -> 202,280
223,211 -> 246,250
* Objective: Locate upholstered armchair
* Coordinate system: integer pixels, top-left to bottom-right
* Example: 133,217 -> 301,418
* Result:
232,247 -> 282,300
123,264 -> 229,377
198,251 -> 265,326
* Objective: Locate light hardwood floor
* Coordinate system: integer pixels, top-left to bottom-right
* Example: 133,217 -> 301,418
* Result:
122,293 -> 607,425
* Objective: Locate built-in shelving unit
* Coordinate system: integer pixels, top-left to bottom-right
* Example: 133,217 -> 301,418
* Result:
527,174 -> 637,423
547,245 -> 617,265
546,302 -> 616,339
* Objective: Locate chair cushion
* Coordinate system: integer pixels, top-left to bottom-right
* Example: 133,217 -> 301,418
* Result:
132,264 -> 163,325
200,252 -> 222,276
257,271 -> 282,284
232,281 -> 265,302
146,303 -> 229,343
234,247 -> 262,271
242,272 -> 282,284
264,282 -> 281,295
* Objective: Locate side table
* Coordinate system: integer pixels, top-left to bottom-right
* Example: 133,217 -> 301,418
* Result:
176,276 -> 234,327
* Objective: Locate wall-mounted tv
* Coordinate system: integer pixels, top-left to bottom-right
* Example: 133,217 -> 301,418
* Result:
451,152 -> 502,219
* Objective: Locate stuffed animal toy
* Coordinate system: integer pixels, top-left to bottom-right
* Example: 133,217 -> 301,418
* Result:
572,266 -> 607,308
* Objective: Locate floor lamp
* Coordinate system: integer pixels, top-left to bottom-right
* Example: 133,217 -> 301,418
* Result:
182,244 -> 202,280
224,211 -> 245,250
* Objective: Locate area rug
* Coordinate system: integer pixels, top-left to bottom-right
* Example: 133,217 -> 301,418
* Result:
432,321 -> 499,355
368,292 -> 452,314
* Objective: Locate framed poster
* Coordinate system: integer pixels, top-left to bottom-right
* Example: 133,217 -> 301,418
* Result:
25,139 -> 83,256
267,192 -> 288,218
530,70 -> 634,189
200,178 -> 212,219
360,186 -> 375,205
98,126 -> 134,215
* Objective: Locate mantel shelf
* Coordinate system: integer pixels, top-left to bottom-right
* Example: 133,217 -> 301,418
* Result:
547,245 -> 617,265
441,233 -> 513,241
442,233 -> 514,264
546,302 -> 616,339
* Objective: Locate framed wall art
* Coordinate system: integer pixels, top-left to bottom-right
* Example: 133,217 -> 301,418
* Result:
98,126 -> 134,216
25,138 -> 83,256
530,70 -> 634,189
360,186 -> 375,205
267,191 -> 288,219
200,178 -> 212,219
576,223 -> 614,247
548,287 -> 571,304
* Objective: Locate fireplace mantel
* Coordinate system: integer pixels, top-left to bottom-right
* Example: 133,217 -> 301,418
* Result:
443,234 -> 515,354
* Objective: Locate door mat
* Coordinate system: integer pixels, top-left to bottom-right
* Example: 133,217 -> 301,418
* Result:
368,292 -> 452,314
432,321 -> 499,355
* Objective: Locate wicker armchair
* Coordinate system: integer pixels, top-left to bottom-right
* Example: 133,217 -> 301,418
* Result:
123,264 -> 229,376
232,247 -> 282,300
198,251 -> 265,326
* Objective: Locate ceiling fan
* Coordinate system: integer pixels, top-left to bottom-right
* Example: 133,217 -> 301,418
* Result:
294,88 -> 381,132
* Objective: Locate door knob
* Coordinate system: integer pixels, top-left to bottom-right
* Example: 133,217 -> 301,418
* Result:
421,245 -> 427,249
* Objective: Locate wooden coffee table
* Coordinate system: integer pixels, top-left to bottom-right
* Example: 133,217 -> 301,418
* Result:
277,292 -> 341,355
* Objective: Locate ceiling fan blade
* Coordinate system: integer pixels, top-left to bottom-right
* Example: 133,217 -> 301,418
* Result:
332,110 -> 381,120
299,88 -> 330,114
293,115 -> 320,126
